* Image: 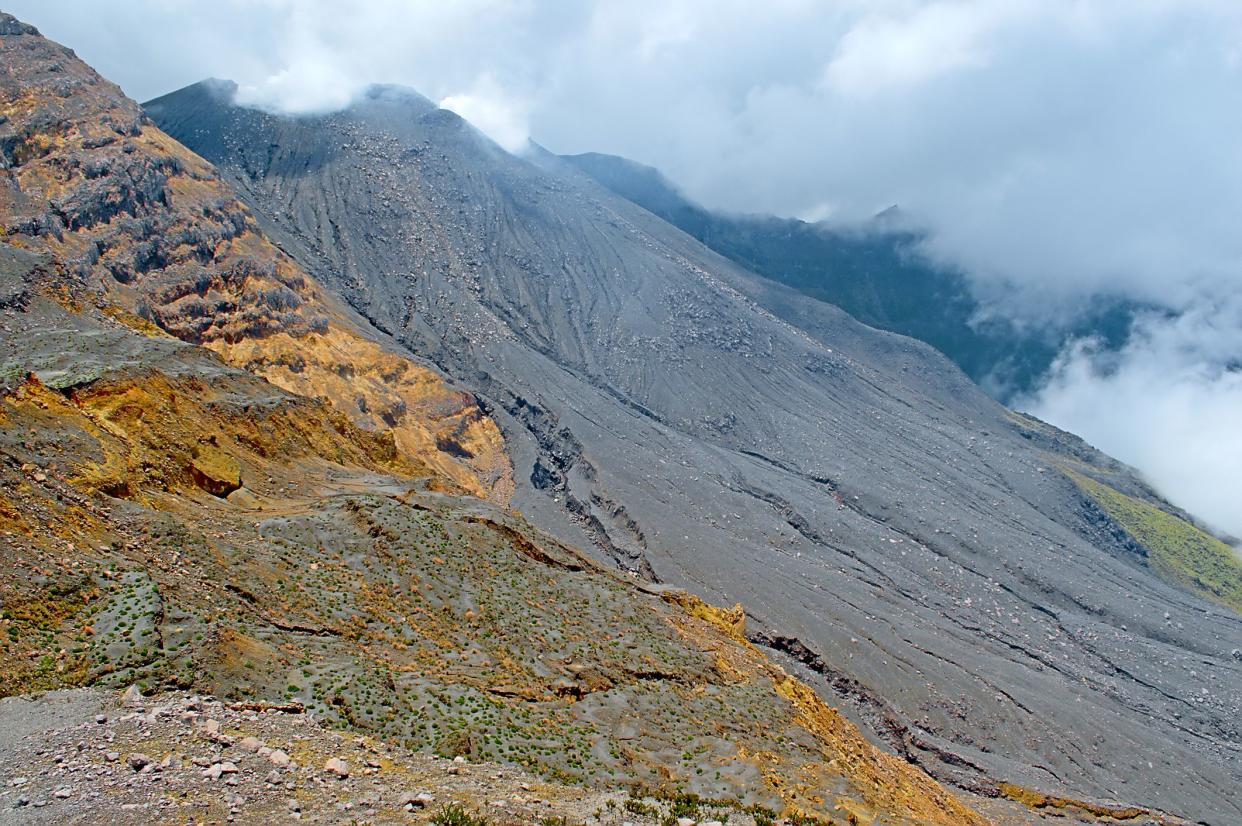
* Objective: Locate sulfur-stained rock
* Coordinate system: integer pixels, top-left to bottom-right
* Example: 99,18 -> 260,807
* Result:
0,12 -> 511,506
189,445 -> 241,496
225,485 -> 262,508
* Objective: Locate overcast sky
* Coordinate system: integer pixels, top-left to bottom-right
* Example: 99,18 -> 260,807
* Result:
11,0 -> 1242,539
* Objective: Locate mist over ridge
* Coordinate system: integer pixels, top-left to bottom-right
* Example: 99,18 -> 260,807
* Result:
12,0 -> 1241,537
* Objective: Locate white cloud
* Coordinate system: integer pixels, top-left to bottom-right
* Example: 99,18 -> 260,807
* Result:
1025,297 -> 1242,540
822,1 -> 1024,98
440,75 -> 532,153
235,56 -> 361,115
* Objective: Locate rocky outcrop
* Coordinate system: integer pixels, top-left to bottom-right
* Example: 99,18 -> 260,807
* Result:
188,444 -> 241,497
0,14 -> 511,503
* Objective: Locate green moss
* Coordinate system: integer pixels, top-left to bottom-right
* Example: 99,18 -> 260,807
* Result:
1067,470 -> 1242,614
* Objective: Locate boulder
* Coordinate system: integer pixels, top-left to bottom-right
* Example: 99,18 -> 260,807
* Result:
120,684 -> 144,708
189,445 -> 241,496
398,791 -> 434,808
225,486 -> 262,508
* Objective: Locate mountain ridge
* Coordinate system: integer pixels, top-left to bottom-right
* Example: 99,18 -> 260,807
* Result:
145,75 -> 1242,822
559,150 -> 1141,401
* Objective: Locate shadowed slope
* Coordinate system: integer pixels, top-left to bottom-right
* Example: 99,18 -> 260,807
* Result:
561,151 -> 1140,400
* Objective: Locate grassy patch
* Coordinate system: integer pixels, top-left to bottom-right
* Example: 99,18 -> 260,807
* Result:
0,577 -> 99,696
430,804 -> 490,826
1068,470 -> 1242,614
623,790 -> 780,826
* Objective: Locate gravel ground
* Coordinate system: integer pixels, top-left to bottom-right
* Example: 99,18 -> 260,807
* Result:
0,688 -> 678,826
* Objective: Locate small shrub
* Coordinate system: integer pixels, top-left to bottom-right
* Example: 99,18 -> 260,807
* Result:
430,804 -> 489,826
748,805 -> 777,826
624,798 -> 658,818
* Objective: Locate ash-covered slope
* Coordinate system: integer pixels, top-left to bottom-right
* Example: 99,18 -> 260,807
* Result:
561,151 -> 1140,400
147,81 -> 1242,821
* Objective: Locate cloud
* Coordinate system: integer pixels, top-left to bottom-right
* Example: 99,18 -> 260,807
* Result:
7,0 -> 1241,535
440,74 -> 531,153
821,0 -> 1026,98
21,0 -> 1239,309
1025,297 -> 1242,540
234,48 -> 360,115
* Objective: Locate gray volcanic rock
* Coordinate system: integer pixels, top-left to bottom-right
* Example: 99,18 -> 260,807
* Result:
147,81 -> 1242,821
559,151 -> 1142,400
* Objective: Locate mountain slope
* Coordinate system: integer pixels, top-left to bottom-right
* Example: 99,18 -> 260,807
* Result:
0,15 -> 991,823
0,20 -> 510,501
561,151 -> 1139,399
147,79 -> 1242,821
1,250 -> 983,823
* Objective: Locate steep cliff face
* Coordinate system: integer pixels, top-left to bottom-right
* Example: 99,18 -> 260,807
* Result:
0,16 -> 510,502
146,76 -> 1241,822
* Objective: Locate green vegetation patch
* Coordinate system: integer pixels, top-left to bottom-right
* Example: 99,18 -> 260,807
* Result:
623,790 -> 780,826
1068,469 -> 1242,614
0,574 -> 106,696
431,804 -> 490,826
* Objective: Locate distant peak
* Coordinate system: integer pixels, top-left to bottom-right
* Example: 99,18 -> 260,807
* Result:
873,204 -> 902,221
195,77 -> 240,104
359,83 -> 434,107
143,77 -> 238,110
569,151 -> 656,172
200,77 -> 239,95
561,151 -> 702,215
871,204 -> 918,233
